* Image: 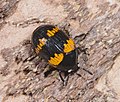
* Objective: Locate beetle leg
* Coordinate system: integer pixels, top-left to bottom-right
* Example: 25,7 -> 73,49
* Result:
59,71 -> 69,86
25,54 -> 37,62
44,67 -> 56,77
76,47 -> 87,54
74,34 -> 86,42
63,75 -> 69,86
64,29 -> 70,37
59,71 -> 65,82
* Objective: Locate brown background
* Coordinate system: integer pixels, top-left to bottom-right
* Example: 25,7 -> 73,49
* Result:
0,0 -> 120,102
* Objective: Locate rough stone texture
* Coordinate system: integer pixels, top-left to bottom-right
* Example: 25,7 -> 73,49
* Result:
0,0 -> 120,102
95,55 -> 120,102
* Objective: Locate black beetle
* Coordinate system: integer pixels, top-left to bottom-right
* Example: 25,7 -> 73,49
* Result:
32,25 -> 79,84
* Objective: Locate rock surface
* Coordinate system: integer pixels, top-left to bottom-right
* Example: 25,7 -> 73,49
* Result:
0,0 -> 120,102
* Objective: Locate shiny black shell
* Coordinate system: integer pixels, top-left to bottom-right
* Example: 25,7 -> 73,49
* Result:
32,25 -> 78,72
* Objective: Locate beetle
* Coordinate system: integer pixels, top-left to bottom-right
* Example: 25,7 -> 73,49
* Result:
32,25 -> 79,84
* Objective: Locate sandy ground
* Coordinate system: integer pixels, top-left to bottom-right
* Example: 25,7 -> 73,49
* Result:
0,0 -> 120,102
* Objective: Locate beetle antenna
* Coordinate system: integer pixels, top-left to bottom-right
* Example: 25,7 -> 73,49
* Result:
82,68 -> 93,75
